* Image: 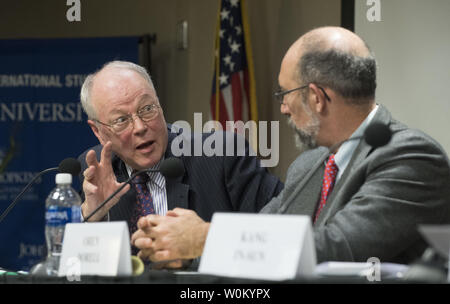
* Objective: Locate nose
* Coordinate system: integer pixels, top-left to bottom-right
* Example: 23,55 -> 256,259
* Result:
132,115 -> 148,134
280,102 -> 290,115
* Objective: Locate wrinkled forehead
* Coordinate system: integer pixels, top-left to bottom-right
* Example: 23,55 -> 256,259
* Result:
90,67 -> 157,116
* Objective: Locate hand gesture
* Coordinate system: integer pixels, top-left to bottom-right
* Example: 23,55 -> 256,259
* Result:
81,141 -> 130,221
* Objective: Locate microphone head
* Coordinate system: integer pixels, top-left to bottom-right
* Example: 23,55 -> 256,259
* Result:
58,158 -> 81,176
159,157 -> 185,179
364,122 -> 392,148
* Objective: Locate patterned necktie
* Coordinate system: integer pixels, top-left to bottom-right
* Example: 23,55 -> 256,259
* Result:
129,171 -> 154,236
314,154 -> 338,223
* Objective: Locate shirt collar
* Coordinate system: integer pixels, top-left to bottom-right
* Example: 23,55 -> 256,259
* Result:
334,105 -> 379,180
125,156 -> 166,189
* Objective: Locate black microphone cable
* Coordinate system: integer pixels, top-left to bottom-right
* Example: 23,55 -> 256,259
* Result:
83,157 -> 184,222
0,158 -> 81,223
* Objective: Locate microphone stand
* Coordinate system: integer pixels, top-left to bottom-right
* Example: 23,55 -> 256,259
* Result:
82,168 -> 157,222
0,167 -> 57,223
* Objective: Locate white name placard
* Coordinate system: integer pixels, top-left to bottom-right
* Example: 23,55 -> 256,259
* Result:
58,221 -> 132,278
418,225 -> 450,282
198,213 -> 316,281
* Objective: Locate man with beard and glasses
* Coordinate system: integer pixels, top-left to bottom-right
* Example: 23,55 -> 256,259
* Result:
131,26 -> 450,267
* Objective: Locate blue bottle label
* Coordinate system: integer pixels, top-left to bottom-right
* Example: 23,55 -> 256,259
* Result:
71,206 -> 81,223
46,206 -> 81,226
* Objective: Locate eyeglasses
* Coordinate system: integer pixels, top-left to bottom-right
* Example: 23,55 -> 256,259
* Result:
274,84 -> 331,104
94,104 -> 160,133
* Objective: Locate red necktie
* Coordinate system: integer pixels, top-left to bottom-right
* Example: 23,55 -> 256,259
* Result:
314,154 -> 338,223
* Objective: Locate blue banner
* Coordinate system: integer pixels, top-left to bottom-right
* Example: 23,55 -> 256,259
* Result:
0,37 -> 139,271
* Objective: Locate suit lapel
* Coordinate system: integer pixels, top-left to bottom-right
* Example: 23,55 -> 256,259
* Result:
315,104 -> 393,225
165,127 -> 190,211
110,153 -> 136,221
314,138 -> 373,225
166,176 -> 189,211
280,150 -> 329,218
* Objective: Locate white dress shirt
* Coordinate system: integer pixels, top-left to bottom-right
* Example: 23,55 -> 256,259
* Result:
334,105 -> 379,181
125,159 -> 168,216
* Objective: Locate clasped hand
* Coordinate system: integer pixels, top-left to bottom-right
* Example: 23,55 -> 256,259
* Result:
131,208 -> 210,269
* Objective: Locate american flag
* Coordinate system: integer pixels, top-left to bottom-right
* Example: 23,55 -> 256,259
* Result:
210,0 -> 258,128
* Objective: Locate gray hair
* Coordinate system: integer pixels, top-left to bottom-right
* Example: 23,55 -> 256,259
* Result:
80,61 -> 155,119
298,48 -> 377,105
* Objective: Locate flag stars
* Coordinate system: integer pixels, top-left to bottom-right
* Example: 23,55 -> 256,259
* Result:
229,0 -> 239,7
235,25 -> 242,35
220,9 -> 230,20
223,54 -> 232,65
230,41 -> 241,53
219,73 -> 228,85
222,54 -> 235,72
213,0 -> 248,93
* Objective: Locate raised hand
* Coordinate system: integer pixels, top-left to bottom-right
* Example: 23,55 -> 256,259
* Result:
81,141 -> 130,221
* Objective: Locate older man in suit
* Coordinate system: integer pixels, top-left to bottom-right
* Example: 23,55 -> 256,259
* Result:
78,61 -> 283,258
131,26 -> 450,265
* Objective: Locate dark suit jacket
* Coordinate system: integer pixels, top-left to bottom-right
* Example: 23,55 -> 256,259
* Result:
261,105 -> 450,264
78,125 -> 283,223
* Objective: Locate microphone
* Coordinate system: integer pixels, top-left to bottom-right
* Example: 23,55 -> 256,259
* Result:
58,158 -> 82,176
329,122 -> 392,153
363,122 -> 392,148
83,157 -> 185,222
0,158 -> 82,223
158,157 -> 185,178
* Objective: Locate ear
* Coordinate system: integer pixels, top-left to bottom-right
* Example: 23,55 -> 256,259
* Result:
308,83 -> 328,113
87,119 -> 107,146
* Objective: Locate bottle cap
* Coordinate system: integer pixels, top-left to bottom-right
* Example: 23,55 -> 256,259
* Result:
55,173 -> 72,184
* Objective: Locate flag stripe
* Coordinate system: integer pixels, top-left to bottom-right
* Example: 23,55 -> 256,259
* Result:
231,72 -> 243,121
221,86 -> 234,121
210,91 -> 230,125
210,0 -> 256,132
239,70 -> 250,122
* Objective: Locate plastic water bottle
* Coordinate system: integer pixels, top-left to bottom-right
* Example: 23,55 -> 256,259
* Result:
44,173 -> 81,276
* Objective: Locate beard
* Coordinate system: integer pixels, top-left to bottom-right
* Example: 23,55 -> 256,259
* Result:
287,108 -> 320,152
